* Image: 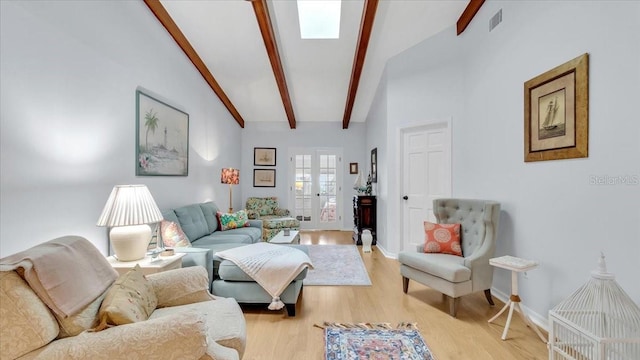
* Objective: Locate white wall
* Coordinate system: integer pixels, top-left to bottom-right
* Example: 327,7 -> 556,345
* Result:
371,0 -> 640,324
384,30 -> 466,256
240,121 -> 367,229
0,1 -> 242,256
364,72 -> 389,250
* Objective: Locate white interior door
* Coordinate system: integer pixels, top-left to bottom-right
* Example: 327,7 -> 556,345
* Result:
401,122 -> 451,251
289,148 -> 342,230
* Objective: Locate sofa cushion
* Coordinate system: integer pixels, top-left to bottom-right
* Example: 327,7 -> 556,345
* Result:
27,311 -> 208,360
174,204 -> 210,241
397,252 -> 471,283
150,297 -> 246,359
194,227 -> 262,246
217,210 -> 250,231
162,209 -> 180,224
246,197 -> 279,216
218,260 -> 308,282
200,202 -> 220,233
0,271 -> 59,359
55,292 -> 106,338
147,267 -> 213,308
161,220 -> 192,248
96,265 -> 158,328
193,235 -> 254,247
261,216 -> 300,230
423,222 -> 462,256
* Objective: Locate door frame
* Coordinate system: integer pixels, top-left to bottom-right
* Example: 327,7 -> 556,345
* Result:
398,119 -> 452,253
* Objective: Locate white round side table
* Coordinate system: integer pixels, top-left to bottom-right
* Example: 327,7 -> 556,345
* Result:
488,255 -> 547,343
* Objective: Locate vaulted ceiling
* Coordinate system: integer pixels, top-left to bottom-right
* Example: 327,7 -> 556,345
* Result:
145,0 -> 482,129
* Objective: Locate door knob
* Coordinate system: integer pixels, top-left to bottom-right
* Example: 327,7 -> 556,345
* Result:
403,195 -> 408,200
316,193 -> 320,196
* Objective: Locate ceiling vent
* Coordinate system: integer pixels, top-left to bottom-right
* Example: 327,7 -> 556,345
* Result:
489,9 -> 502,32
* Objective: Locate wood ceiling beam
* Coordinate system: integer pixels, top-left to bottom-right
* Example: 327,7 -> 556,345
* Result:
342,0 -> 379,129
251,0 -> 296,129
456,0 -> 485,35
143,0 -> 245,128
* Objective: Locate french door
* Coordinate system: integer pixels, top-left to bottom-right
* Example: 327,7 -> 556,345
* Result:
288,148 -> 342,230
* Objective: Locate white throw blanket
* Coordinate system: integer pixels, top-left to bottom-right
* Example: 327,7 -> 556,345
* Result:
0,235 -> 118,318
215,243 -> 313,310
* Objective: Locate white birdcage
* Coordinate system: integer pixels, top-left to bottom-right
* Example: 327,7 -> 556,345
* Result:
549,254 -> 640,360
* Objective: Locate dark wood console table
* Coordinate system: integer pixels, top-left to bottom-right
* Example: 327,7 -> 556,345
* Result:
352,195 -> 377,245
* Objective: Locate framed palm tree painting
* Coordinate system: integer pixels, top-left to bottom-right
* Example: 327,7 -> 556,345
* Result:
136,90 -> 189,176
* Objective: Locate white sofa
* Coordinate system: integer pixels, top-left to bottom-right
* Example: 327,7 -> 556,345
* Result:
0,236 -> 246,360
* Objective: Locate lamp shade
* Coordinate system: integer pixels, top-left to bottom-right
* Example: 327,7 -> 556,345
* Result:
221,168 -> 239,185
96,185 -> 163,227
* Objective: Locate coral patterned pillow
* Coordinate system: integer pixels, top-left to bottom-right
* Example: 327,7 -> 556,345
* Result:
217,210 -> 249,231
160,220 -> 191,248
423,222 -> 462,256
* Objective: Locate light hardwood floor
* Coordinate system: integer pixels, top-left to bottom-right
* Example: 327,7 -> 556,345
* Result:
241,231 -> 548,359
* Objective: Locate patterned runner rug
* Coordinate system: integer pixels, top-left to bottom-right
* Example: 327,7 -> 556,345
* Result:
317,322 -> 435,360
303,245 -> 372,286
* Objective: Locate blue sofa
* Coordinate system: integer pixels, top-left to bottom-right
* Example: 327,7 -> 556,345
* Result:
162,201 -> 308,316
161,201 -> 262,286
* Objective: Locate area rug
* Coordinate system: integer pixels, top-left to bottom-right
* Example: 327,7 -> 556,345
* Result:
319,322 -> 435,360
303,245 -> 372,286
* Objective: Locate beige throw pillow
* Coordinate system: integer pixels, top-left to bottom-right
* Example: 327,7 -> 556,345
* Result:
94,264 -> 157,331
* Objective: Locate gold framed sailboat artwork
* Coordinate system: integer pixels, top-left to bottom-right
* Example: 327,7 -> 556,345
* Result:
524,53 -> 589,162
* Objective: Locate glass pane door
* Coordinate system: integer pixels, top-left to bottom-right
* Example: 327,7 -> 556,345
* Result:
294,154 -> 312,224
318,152 -> 338,227
290,148 -> 342,230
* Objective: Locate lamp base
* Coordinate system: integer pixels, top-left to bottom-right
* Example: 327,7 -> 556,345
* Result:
110,225 -> 151,261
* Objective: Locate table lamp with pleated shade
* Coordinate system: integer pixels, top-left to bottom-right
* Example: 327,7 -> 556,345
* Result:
96,185 -> 163,261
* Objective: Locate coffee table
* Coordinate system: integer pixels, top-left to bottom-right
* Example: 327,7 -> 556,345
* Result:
269,230 -> 300,244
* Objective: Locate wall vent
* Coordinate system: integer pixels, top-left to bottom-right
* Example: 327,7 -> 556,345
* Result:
489,9 -> 502,32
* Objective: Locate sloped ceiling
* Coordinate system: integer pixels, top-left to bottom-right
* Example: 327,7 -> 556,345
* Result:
151,0 -> 475,129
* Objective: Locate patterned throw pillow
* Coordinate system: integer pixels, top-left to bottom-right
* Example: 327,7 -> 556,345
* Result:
93,264 -> 157,331
423,222 -> 462,256
217,210 -> 249,231
160,220 -> 191,248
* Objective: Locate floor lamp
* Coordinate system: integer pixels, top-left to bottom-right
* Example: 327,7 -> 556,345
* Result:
221,168 -> 239,213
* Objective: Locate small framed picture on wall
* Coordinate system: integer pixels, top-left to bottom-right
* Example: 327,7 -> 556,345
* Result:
254,147 -> 276,166
253,169 -> 276,187
349,163 -> 358,174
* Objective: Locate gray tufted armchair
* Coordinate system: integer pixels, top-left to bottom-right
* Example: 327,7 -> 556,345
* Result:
398,199 -> 501,317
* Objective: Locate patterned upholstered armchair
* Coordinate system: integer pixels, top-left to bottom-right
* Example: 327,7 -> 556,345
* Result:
245,197 -> 300,241
398,199 -> 501,317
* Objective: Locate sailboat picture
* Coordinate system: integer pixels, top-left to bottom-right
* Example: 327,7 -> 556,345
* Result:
253,169 -> 276,187
538,88 -> 567,140
254,147 -> 277,166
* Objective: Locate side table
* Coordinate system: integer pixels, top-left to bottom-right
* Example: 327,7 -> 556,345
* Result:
107,253 -> 186,276
488,255 -> 547,343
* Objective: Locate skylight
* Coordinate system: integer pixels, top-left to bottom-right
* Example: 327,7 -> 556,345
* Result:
297,0 -> 341,39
